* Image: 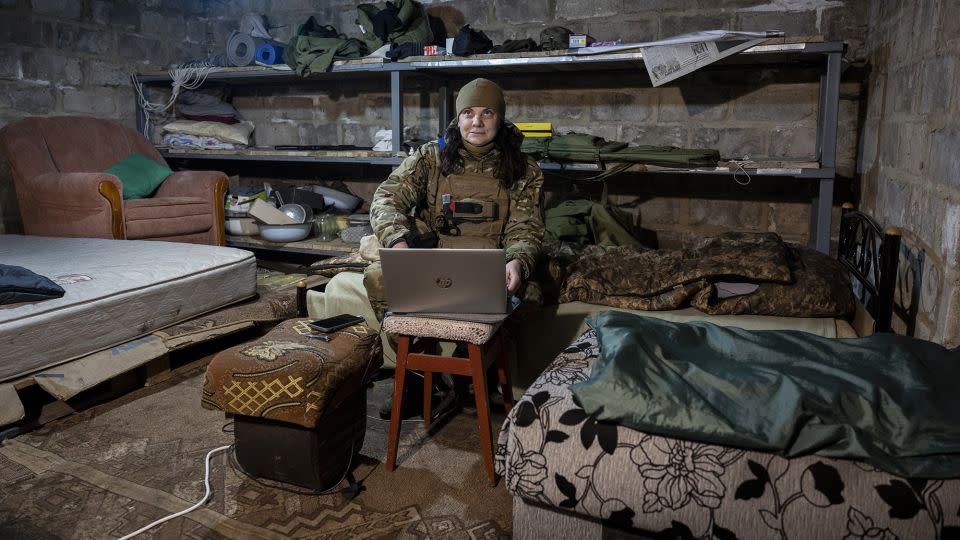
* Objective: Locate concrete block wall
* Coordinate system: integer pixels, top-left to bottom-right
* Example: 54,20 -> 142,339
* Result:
205,0 -> 867,247
0,0 -> 211,233
860,0 -> 960,346
0,0 -> 210,127
0,1 -> 872,264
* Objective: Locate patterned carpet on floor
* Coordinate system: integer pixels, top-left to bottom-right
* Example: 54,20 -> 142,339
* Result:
0,365 -> 512,539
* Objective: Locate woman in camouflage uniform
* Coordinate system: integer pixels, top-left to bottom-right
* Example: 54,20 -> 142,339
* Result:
314,78 -> 544,385
365,77 -> 545,419
366,77 -> 545,312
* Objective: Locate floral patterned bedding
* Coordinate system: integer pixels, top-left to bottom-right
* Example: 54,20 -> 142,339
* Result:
495,330 -> 960,539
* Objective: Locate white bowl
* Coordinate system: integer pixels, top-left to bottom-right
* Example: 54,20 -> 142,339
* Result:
259,222 -> 313,242
310,185 -> 362,212
278,203 -> 313,224
225,217 -> 259,236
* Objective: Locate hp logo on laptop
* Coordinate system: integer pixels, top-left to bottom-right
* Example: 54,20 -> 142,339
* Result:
435,276 -> 453,289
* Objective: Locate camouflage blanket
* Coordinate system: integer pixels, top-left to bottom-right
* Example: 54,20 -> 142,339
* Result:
308,250 -> 369,277
558,232 -> 855,318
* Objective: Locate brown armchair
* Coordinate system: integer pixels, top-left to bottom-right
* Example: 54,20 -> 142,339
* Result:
0,116 -> 227,245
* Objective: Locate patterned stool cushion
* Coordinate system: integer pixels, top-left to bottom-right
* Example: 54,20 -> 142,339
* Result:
382,314 -> 500,345
201,317 -> 382,429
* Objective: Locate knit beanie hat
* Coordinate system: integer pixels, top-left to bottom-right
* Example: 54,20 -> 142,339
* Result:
455,78 -> 505,119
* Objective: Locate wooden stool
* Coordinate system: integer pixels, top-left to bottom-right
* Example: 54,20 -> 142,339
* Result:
382,314 -> 514,483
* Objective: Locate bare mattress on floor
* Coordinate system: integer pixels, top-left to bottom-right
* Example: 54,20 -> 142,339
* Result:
0,235 -> 257,382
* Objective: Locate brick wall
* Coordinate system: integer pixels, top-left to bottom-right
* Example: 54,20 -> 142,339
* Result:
860,0 -> 960,345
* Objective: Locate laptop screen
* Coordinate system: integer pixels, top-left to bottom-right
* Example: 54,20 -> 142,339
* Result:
380,248 -> 509,315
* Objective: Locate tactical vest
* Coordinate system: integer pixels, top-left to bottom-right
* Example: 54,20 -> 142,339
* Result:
424,163 -> 510,249
362,156 -> 510,319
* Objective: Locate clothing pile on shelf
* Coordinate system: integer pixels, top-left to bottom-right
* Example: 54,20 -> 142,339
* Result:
163,90 -> 253,150
371,126 -> 424,153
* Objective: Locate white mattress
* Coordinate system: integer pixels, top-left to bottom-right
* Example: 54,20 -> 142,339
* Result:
0,235 -> 257,382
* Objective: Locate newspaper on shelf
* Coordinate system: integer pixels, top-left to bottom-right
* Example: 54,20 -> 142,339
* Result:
574,30 -> 785,87
642,36 -> 768,86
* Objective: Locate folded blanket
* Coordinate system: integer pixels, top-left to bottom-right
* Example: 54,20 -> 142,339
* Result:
572,311 -> 960,478
162,133 -> 240,150
162,120 -> 254,146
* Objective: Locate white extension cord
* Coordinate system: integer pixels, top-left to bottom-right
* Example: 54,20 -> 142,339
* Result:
117,444 -> 231,540
131,64 -> 222,138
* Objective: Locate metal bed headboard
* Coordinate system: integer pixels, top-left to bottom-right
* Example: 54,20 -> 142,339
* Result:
837,203 -> 901,333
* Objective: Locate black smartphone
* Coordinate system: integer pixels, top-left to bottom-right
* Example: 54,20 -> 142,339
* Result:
307,314 -> 365,333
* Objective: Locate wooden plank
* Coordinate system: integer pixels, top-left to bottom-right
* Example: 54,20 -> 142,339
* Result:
0,384 -> 24,425
33,335 -> 170,401
140,36 -> 827,79
541,160 -> 820,175
161,147 -> 402,159
716,160 -> 820,169
768,34 -> 825,45
399,35 -> 826,63
334,57 -> 387,66
226,234 -> 357,253
401,49 -> 572,63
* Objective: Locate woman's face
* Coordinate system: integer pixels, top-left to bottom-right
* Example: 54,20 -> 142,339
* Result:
458,106 -> 499,146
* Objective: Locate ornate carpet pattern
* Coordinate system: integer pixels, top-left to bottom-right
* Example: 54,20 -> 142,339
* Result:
0,365 -> 512,538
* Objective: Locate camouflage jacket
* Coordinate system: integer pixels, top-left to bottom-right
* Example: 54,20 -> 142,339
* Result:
370,138 -> 545,278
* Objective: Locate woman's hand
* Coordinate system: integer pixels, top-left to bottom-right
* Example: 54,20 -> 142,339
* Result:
505,259 -> 523,294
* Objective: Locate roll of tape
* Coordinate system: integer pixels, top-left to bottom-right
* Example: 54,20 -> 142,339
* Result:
255,43 -> 284,65
226,31 -> 258,66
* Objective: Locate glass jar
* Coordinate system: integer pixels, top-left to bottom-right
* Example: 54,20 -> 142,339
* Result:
315,214 -> 340,241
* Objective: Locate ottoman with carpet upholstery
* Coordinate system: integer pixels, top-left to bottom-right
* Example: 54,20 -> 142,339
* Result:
201,317 -> 382,490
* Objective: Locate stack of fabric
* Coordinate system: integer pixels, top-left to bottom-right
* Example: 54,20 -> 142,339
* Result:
163,90 -> 253,150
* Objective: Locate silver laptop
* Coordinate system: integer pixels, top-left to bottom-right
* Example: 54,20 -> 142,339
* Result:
380,248 -> 511,316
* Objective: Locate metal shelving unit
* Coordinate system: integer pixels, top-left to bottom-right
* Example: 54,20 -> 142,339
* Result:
137,38 -> 843,253
407,40 -> 843,253
158,147 -> 406,166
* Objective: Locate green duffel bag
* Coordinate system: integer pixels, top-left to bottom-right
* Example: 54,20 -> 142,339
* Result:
523,132 -> 720,168
545,199 -> 639,247
356,0 -> 433,51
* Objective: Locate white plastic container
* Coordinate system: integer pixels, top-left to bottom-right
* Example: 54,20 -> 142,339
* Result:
225,217 -> 259,236
258,223 -> 312,242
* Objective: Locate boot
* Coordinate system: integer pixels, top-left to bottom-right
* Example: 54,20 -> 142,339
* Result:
379,373 -> 424,420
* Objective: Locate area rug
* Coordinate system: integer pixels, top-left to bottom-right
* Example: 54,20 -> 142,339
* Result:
0,364 -> 512,538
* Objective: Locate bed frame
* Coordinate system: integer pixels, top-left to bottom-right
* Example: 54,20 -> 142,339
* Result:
505,206 -> 910,539
837,202 -> 901,333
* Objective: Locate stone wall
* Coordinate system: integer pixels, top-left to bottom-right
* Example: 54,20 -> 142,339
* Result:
0,0 -> 210,233
860,0 -> 960,346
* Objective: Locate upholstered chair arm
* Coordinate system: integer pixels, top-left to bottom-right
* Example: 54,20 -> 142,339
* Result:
156,170 -> 228,245
17,171 -> 124,239
156,170 -> 227,201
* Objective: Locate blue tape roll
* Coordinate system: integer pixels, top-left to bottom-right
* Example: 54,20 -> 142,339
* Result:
255,43 -> 284,65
